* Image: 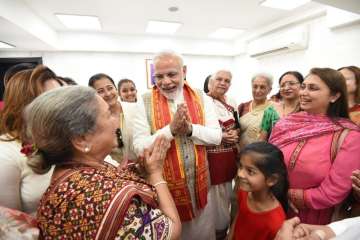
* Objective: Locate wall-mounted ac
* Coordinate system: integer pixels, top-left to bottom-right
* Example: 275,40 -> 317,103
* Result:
247,25 -> 309,58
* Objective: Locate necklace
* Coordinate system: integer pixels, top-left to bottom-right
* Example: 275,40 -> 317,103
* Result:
282,102 -> 299,117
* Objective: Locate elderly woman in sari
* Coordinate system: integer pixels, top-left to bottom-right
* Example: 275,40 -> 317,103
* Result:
24,86 -> 181,239
238,73 -> 273,147
269,68 -> 360,225
259,71 -> 303,141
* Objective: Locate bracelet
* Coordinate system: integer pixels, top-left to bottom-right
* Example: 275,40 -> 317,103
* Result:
312,230 -> 326,240
153,180 -> 167,187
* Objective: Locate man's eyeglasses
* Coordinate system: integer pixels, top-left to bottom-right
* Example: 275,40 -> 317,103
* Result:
280,81 -> 300,89
153,71 -> 179,81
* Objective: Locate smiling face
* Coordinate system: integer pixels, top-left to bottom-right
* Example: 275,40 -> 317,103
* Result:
119,81 -> 137,102
279,74 -> 301,101
237,153 -> 268,193
86,95 -> 118,155
93,78 -> 119,107
153,55 -> 185,100
252,76 -> 271,102
209,71 -> 231,97
299,74 -> 340,115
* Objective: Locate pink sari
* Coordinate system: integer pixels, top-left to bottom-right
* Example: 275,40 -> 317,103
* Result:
270,112 -> 360,224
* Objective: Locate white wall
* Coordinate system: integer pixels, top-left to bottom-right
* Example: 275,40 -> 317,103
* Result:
0,51 -> 233,97
232,16 -> 360,103
1,14 -> 360,104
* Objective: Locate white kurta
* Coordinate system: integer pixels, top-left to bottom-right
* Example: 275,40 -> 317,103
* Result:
132,87 -> 222,240
0,135 -> 53,216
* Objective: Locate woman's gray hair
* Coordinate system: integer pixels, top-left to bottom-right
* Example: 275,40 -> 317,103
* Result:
24,86 -> 99,174
251,72 -> 273,88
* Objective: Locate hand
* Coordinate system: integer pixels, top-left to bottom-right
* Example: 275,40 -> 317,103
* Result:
222,129 -> 239,144
293,224 -> 311,239
351,169 -> 360,201
274,217 -> 300,240
170,103 -> 192,136
143,135 -> 170,176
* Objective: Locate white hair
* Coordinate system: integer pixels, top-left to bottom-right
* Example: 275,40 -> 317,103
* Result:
153,50 -> 184,67
251,72 -> 273,87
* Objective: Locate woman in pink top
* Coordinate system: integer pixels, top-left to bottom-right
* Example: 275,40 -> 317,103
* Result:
269,68 -> 360,225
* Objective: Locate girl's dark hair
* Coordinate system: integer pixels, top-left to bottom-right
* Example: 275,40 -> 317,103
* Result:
203,74 -> 211,93
309,68 -> 349,119
118,78 -> 136,90
240,141 -> 289,212
338,66 -> 360,104
88,73 -> 115,88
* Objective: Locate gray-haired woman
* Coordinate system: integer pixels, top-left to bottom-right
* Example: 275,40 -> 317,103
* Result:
25,86 -> 181,239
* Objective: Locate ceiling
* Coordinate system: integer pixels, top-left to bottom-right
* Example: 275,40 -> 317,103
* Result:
21,0 -> 321,38
0,0 -> 359,54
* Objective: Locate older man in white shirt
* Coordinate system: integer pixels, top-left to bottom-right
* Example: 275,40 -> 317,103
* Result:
207,70 -> 239,239
133,50 -> 222,239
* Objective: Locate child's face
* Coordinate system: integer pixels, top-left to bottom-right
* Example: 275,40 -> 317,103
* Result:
237,153 -> 267,193
119,82 -> 137,102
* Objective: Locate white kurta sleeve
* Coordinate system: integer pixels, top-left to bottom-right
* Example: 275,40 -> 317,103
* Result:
328,216 -> 360,236
0,143 -> 22,211
190,94 -> 222,145
132,100 -> 174,156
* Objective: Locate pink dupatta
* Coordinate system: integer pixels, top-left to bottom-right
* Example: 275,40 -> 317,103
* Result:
269,111 -> 360,148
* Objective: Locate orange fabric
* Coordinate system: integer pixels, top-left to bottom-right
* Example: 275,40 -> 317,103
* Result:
151,83 -> 208,221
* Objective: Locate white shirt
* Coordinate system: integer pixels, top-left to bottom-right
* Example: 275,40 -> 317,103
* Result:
211,96 -> 237,123
329,216 -> 360,240
132,88 -> 222,155
0,136 -> 53,216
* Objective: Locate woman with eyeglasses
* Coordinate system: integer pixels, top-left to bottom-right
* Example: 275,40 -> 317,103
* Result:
269,68 -> 360,225
259,71 -> 303,140
88,73 -> 136,166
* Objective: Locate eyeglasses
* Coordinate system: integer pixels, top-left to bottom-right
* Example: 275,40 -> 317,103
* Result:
280,81 -> 300,89
153,71 -> 179,81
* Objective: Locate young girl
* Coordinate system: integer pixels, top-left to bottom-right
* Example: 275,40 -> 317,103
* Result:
229,142 -> 289,240
118,78 -> 137,102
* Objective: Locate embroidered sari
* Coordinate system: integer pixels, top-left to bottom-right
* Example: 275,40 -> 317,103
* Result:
238,100 -> 272,146
37,164 -> 172,239
269,112 -> 360,224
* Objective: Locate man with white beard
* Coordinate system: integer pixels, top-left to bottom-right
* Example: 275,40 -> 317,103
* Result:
133,50 -> 222,239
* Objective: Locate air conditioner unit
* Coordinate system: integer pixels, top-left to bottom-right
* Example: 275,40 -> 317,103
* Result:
247,25 -> 309,58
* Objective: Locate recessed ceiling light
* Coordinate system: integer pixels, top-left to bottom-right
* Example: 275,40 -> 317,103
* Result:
146,20 -> 182,35
260,0 -> 311,10
55,14 -> 101,30
0,41 -> 15,48
209,28 -> 245,40
168,6 -> 179,12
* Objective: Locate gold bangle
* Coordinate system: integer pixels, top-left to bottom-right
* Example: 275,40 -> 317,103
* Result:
153,180 -> 167,187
